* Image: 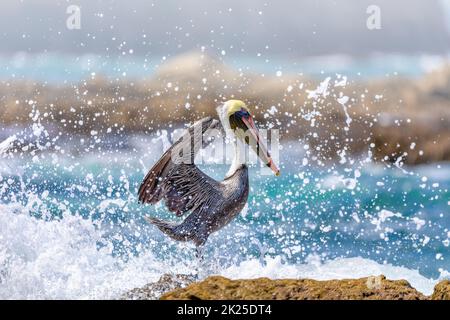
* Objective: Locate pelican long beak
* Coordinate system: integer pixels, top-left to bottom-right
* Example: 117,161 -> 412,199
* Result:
241,115 -> 280,176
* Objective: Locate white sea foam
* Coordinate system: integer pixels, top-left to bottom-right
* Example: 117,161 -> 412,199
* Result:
0,203 -> 182,299
0,135 -> 17,155
98,199 -> 127,213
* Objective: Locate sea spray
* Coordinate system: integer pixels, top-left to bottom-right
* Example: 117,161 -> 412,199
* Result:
0,77 -> 448,299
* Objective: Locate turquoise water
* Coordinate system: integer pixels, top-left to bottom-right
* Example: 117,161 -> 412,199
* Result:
1,127 -> 449,299
1,52 -> 447,83
15,151 -> 450,277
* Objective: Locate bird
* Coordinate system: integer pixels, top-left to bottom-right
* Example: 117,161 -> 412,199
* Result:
138,99 -> 280,251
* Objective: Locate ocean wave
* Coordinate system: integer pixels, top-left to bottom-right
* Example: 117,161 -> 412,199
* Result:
0,202 -> 168,299
0,202 -> 443,299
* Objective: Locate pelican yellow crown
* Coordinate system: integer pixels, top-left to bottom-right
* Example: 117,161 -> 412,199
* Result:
226,99 -> 250,117
225,99 -> 281,177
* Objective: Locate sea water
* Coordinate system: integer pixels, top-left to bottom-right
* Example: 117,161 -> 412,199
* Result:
1,52 -> 448,84
0,128 -> 448,299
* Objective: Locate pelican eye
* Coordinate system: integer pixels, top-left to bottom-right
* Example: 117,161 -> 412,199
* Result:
229,109 -> 251,131
235,109 -> 250,119
228,113 -> 243,129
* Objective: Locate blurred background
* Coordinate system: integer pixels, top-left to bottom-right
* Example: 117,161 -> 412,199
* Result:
1,0 -> 450,56
1,0 -> 450,163
1,0 -> 450,78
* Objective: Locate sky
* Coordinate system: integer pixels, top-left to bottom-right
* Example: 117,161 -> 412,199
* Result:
0,0 -> 449,57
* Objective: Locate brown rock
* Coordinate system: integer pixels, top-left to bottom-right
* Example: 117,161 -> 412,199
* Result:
160,275 -> 425,300
3,54 -> 449,165
431,280 -> 450,300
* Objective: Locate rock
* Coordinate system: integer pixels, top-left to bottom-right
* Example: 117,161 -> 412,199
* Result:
431,280 -> 450,300
160,275 -> 425,300
2,53 -> 450,165
121,273 -> 196,300
154,51 -> 236,82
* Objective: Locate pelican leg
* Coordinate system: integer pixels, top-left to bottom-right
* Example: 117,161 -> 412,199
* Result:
195,245 -> 204,262
194,245 -> 206,279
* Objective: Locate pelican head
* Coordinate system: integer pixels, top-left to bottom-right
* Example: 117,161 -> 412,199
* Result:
217,100 -> 280,176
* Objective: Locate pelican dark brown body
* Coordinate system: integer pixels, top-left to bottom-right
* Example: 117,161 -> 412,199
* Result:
138,100 -> 279,247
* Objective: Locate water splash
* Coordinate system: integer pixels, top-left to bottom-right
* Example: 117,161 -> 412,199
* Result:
0,77 -> 449,299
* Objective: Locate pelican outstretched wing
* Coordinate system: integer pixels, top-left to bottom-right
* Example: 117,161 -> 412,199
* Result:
138,117 -> 223,216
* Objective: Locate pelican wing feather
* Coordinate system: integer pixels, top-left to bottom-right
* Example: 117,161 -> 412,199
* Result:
138,117 -> 222,216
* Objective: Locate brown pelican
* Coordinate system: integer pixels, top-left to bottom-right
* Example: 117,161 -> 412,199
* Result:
138,100 -> 280,248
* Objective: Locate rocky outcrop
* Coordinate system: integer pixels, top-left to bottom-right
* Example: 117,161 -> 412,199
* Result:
123,274 -> 450,300
431,280 -> 450,300
121,274 -> 196,300
159,275 -> 425,300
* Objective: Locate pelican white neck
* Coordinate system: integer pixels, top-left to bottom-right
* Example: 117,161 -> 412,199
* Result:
216,102 -> 246,178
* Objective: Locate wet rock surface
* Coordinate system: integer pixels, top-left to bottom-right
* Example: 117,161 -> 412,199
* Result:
121,273 -> 196,300
123,274 -> 450,301
431,280 -> 450,300
159,275 -> 426,300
